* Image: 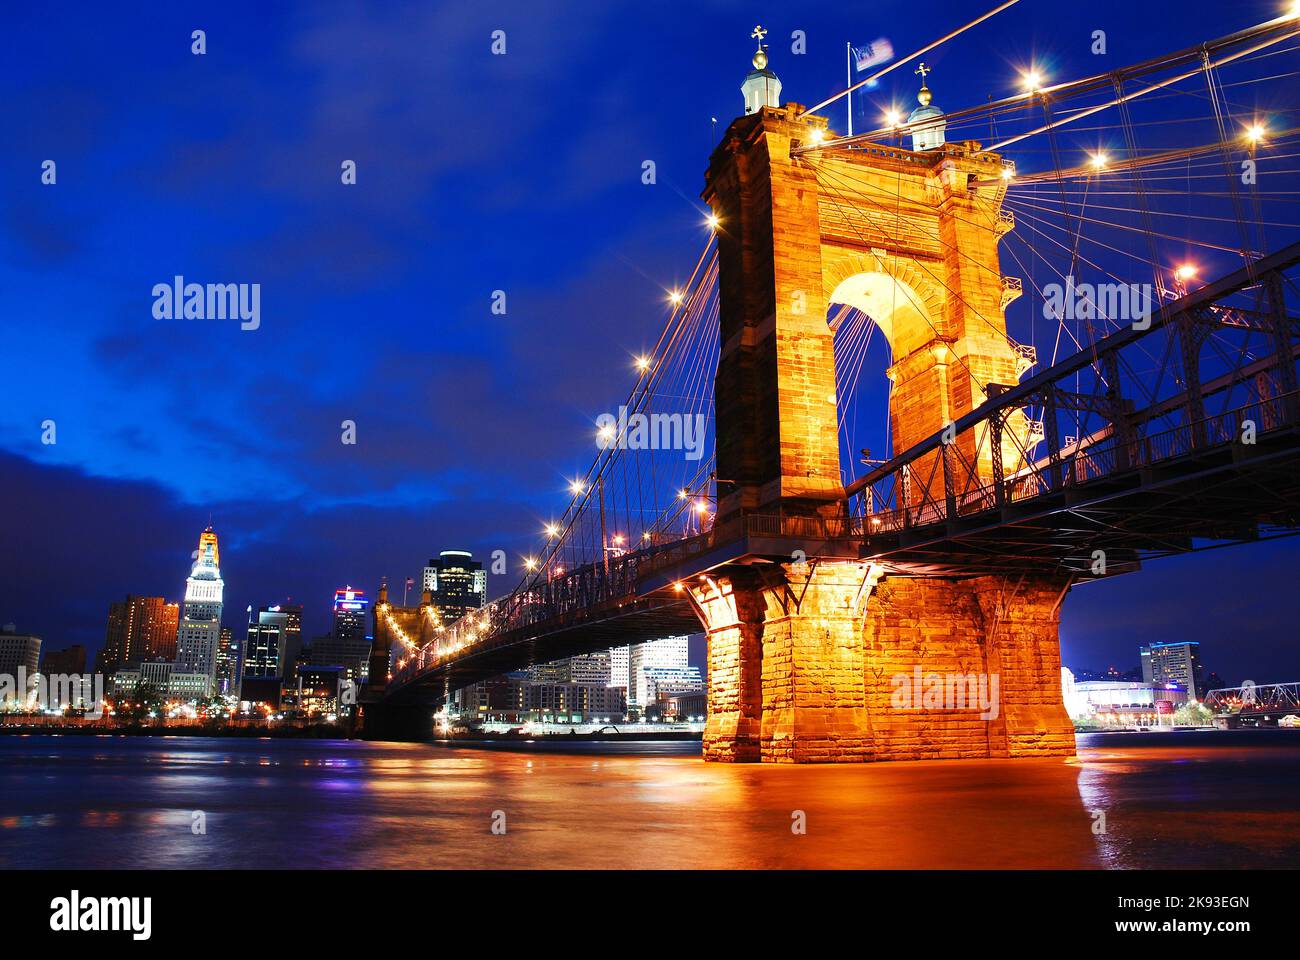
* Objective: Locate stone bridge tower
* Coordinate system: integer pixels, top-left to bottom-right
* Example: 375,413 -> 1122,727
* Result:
693,46 -> 1074,762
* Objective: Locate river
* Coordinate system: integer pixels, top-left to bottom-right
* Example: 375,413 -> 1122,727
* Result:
2,730 -> 1297,868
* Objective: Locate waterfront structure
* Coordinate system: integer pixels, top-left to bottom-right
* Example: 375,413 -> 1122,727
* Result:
0,624 -> 41,704
423,550 -> 486,624
1140,641 -> 1204,698
96,596 -> 179,675
1067,680 -> 1190,726
174,527 -> 225,695
368,26 -> 1300,764
42,644 -> 87,677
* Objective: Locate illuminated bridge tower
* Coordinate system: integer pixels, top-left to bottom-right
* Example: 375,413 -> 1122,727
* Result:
693,42 -> 1074,762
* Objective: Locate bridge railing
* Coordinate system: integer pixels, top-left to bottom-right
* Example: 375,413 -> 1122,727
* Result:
846,243 -> 1300,540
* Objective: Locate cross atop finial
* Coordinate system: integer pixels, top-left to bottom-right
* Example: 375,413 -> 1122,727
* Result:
915,62 -> 931,82
752,24 -> 768,45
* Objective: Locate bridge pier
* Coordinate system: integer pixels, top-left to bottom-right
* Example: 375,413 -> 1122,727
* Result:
695,562 -> 1075,763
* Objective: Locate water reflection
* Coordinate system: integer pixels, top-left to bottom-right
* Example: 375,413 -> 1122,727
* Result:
0,731 -> 1295,868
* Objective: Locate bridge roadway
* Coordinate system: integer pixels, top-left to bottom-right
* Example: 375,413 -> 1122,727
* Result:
374,244 -> 1300,712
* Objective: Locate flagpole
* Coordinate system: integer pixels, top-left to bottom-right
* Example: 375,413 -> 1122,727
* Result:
846,42 -> 853,136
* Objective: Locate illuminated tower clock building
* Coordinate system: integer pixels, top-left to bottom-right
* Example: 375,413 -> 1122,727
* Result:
174,527 -> 225,695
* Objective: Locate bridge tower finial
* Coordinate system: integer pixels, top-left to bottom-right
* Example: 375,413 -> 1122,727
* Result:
742,24 -> 781,115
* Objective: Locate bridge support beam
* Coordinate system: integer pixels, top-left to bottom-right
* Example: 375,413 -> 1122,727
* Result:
695,562 -> 1075,763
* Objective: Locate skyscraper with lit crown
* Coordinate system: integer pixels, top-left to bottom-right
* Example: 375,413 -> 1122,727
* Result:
174,526 -> 225,695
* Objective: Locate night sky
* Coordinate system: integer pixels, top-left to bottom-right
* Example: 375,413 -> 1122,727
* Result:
2,0 -> 1297,684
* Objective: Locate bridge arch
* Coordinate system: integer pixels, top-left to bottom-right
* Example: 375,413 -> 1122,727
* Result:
822,252 -> 945,361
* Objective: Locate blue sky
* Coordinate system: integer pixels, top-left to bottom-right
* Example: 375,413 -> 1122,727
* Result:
1,0 -> 1297,681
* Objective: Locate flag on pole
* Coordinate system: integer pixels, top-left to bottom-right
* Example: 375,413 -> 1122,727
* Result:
852,38 -> 893,72
851,37 -> 893,90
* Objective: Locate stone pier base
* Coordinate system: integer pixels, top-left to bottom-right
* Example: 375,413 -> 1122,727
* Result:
694,562 -> 1076,763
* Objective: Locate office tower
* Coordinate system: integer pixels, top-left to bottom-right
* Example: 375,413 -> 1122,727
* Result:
243,605 -> 290,679
174,527 -> 225,696
526,651 -> 610,685
279,604 -> 304,683
609,645 -> 630,690
628,636 -> 690,709
96,596 -> 180,674
423,550 -> 487,626
311,589 -> 372,681
215,626 -> 240,696
1140,641 -> 1205,698
0,624 -> 41,703
41,645 -> 87,676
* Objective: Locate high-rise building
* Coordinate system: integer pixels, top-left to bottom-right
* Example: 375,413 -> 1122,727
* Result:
174,527 -> 225,696
279,604 -> 304,683
423,551 -> 486,626
1140,641 -> 1204,698
243,605 -> 290,679
215,626 -> 239,696
0,624 -> 41,704
311,589 -> 372,681
527,651 -> 611,686
96,596 -> 180,674
42,645 -> 87,676
609,645 -> 630,690
628,636 -> 690,709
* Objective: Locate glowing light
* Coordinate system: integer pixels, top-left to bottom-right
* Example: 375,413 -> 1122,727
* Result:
884,108 -> 904,128
668,289 -> 684,305
1174,264 -> 1197,282
694,500 -> 709,514
569,479 -> 586,495
635,355 -> 652,372
545,523 -> 560,537
524,556 -> 538,571
612,534 -> 624,545
1089,152 -> 1108,170
1021,69 -> 1044,93
642,531 -> 652,541
1000,166 -> 1014,182
808,127 -> 826,145
673,582 -> 684,592
706,213 -> 721,230
1245,122 -> 1266,143
677,488 -> 688,500
597,423 -> 615,442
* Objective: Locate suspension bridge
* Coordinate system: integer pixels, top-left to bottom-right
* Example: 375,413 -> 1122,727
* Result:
359,3 -> 1300,762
